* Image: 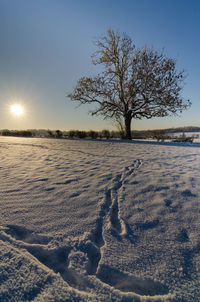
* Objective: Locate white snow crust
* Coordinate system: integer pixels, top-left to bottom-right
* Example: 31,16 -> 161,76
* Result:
0,136 -> 199,301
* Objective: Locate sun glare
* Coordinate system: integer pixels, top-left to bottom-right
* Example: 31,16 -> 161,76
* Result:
10,104 -> 24,116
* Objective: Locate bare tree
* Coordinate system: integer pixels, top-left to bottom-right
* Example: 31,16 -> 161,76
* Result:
68,29 -> 191,139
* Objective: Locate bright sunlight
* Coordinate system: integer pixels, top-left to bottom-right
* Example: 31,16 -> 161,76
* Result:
10,104 -> 24,116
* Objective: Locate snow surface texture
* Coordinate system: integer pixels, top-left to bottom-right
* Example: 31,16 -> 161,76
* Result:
0,136 -> 199,301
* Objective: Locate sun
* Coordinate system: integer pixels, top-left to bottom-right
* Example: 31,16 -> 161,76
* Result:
10,104 -> 24,116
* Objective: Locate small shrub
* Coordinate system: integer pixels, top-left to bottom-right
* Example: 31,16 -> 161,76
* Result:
55,130 -> 63,137
47,130 -> 54,137
101,129 -> 111,139
151,130 -> 168,142
18,130 -> 32,137
68,130 -> 76,138
88,130 -> 99,139
76,131 -> 87,139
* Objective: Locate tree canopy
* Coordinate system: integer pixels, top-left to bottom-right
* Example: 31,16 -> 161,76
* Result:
68,29 -> 191,139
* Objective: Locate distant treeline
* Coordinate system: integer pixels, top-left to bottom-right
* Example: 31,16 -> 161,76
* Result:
160,126 -> 200,133
0,129 -> 123,139
0,130 -> 33,137
0,126 -> 200,140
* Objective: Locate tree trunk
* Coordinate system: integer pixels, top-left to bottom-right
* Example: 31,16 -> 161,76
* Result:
124,115 -> 132,140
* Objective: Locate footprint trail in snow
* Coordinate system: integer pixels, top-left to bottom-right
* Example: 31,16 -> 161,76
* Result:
0,158 -> 169,297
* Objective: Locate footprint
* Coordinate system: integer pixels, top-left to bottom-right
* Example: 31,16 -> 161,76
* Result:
124,222 -> 138,244
97,264 -> 169,296
180,243 -> 200,278
110,195 -> 122,233
3,225 -> 75,286
135,219 -> 159,231
76,240 -> 101,276
5,225 -> 51,245
26,245 -> 73,284
81,190 -> 112,275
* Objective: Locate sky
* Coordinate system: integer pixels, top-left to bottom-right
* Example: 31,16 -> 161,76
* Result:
0,0 -> 199,131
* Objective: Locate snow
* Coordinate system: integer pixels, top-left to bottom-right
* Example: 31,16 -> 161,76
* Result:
0,136 -> 199,301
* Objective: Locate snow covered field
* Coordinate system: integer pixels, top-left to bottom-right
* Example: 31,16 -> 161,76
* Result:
0,136 -> 199,301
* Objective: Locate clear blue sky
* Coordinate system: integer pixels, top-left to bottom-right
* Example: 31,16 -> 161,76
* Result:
0,0 -> 199,131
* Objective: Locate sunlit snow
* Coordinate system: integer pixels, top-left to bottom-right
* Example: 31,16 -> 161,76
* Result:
0,136 -> 199,301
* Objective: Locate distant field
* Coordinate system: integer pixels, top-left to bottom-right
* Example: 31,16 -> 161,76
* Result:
169,132 -> 200,139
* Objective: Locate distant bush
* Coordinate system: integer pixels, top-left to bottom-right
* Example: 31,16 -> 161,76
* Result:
68,130 -> 76,138
66,130 -> 87,139
88,130 -> 99,139
101,129 -> 111,139
18,130 -> 33,137
55,130 -> 63,137
76,131 -> 87,138
47,130 -> 54,137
